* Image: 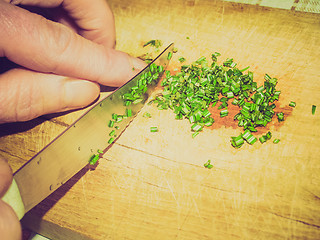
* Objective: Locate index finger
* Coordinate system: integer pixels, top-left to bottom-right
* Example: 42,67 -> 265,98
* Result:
7,0 -> 116,48
0,1 -> 145,87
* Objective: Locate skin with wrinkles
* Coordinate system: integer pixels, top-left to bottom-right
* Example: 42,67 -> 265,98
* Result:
0,1 -> 145,123
0,0 -> 146,239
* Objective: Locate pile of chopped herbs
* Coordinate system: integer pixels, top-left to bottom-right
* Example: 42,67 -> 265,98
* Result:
89,48 -> 296,166
151,52 -> 285,148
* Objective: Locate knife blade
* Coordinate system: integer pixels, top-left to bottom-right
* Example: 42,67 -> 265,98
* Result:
2,43 -> 174,219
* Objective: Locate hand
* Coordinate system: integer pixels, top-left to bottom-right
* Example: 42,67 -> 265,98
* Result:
0,156 -> 22,240
0,0 -> 145,123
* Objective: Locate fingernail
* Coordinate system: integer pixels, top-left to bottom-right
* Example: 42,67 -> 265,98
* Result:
130,56 -> 147,72
64,80 -> 100,109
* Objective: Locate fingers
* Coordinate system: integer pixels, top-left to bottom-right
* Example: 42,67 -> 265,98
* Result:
0,68 -> 100,123
0,156 -> 21,240
62,0 -> 116,48
0,201 -> 22,240
0,156 -> 13,197
8,0 -> 116,49
0,1 -> 145,87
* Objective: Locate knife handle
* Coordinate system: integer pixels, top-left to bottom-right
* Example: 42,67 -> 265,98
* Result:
2,179 -> 25,220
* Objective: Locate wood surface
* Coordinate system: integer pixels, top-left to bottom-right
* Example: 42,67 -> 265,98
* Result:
1,0 -> 320,239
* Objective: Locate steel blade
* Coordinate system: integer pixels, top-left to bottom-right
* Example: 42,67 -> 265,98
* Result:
14,43 -> 174,213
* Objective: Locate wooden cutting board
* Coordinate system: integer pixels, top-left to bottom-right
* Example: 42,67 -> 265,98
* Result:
1,0 -> 320,239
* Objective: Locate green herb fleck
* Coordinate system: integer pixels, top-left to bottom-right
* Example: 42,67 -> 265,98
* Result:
273,139 -> 280,144
289,101 -> 296,107
143,112 -> 152,118
204,160 -> 213,169
150,127 -> 158,132
89,154 -> 99,165
312,105 -> 316,115
178,57 -> 186,63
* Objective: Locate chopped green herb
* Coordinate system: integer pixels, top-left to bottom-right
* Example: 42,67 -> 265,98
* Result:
172,47 -> 178,53
242,130 -> 257,145
143,112 -> 152,118
277,112 -> 284,122
108,137 -> 115,144
109,130 -> 116,136
191,123 -> 203,132
259,136 -> 266,144
167,51 -> 173,60
126,108 -> 132,117
112,113 -> 118,120
240,66 -> 250,72
204,160 -> 213,169
97,149 -> 103,154
178,57 -> 186,63
108,120 -> 114,128
289,101 -> 296,107
273,139 -> 280,144
312,105 -> 316,115
231,134 -> 245,148
192,132 -> 199,138
220,109 -> 229,118
143,39 -> 162,48
89,154 -> 99,165
150,127 -> 158,132
116,115 -> 123,123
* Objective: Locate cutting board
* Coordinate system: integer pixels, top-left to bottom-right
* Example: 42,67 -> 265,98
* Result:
0,0 -> 320,239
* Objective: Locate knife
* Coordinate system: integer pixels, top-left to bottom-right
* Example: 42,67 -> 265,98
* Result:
2,43 -> 174,220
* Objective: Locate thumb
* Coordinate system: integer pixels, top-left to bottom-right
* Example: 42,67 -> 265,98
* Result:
0,68 -> 100,123
0,156 -> 22,240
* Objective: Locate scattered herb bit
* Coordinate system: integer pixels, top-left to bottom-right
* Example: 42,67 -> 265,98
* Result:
242,130 -> 257,145
89,154 -> 100,165
231,133 -> 245,148
289,101 -> 296,107
97,149 -> 103,154
192,132 -> 199,138
109,130 -> 116,136
204,160 -> 213,169
178,57 -> 186,63
277,112 -> 284,122
186,36 -> 190,39
112,113 -> 118,120
312,105 -> 316,115
143,39 -> 162,48
108,120 -> 114,128
259,131 -> 272,144
273,139 -> 280,144
167,51 -> 173,60
116,115 -> 123,123
143,112 -> 152,118
240,66 -> 250,72
191,123 -> 204,132
108,137 -> 115,144
220,109 -> 229,118
126,108 -> 132,117
150,127 -> 158,132
172,47 -> 178,53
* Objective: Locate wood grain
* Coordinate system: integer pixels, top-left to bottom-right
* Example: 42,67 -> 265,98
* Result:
1,0 -> 320,239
